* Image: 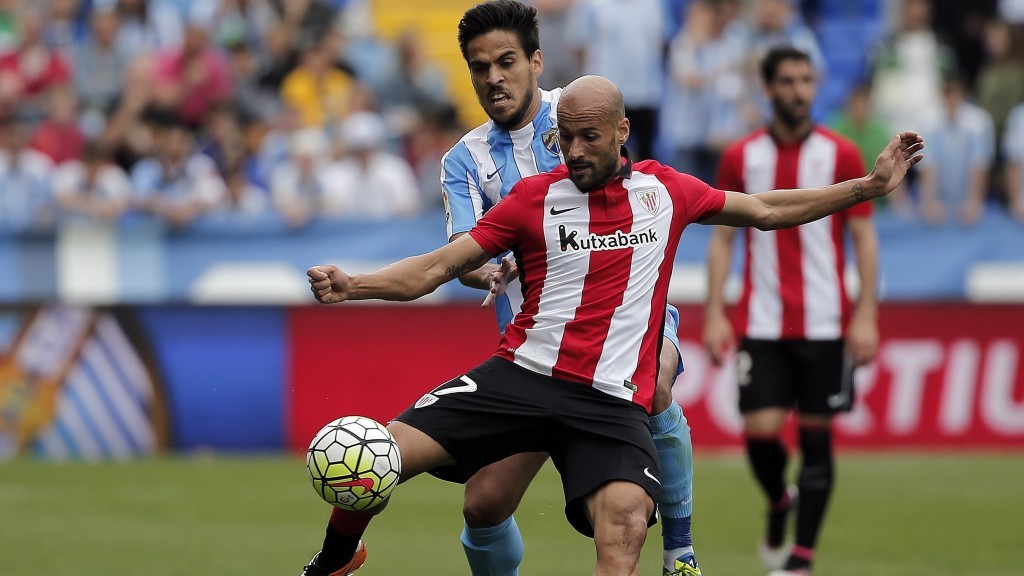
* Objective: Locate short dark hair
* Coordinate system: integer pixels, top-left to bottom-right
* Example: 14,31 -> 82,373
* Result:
760,46 -> 813,84
458,0 -> 540,62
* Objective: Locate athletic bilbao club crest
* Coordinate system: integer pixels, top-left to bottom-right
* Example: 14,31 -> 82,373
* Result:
541,126 -> 560,156
414,393 -> 439,409
634,186 -> 660,215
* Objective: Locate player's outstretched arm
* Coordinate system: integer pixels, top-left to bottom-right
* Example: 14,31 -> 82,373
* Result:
448,231 -> 502,290
702,131 -> 925,230
307,235 -> 495,303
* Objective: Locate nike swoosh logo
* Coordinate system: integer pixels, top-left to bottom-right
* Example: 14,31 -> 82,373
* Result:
486,165 -> 504,179
549,206 -> 579,215
643,467 -> 661,485
827,392 -> 848,408
327,478 -> 375,491
433,375 -> 478,396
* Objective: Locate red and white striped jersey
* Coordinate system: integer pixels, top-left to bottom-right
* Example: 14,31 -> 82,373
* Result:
716,126 -> 869,340
469,154 -> 726,411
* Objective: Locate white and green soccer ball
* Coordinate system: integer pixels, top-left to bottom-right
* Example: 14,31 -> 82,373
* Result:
306,416 -> 402,511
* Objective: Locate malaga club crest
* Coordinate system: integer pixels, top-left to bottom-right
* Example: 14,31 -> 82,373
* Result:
0,305 -> 168,460
541,126 -> 560,156
634,186 -> 661,215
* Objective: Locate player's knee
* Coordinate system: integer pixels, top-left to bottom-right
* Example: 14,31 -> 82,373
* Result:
651,382 -> 675,415
798,425 -> 833,462
589,482 -> 654,549
595,508 -> 649,542
743,408 -> 788,437
798,426 -> 834,488
463,486 -> 516,529
593,507 -> 650,560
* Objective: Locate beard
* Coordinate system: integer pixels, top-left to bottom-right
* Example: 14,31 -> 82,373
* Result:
773,99 -> 810,129
569,145 -> 621,192
490,71 -> 536,130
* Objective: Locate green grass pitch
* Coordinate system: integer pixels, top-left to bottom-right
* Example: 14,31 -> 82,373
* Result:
1,452 -> 1021,575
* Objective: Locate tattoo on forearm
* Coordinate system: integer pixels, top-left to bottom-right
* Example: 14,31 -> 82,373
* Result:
852,182 -> 867,203
445,254 -> 489,279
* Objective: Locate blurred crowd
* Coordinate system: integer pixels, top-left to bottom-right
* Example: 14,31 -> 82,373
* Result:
2,0 -> 1024,234
545,0 -> 1024,225
0,0 -> 464,232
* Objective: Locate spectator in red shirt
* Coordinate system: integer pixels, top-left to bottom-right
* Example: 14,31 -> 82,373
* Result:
30,85 -> 86,164
0,6 -> 71,118
150,16 -> 233,127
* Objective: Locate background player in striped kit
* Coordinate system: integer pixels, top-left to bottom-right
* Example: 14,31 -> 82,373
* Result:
702,46 -> 880,576
303,74 -> 922,576
439,2 -> 700,575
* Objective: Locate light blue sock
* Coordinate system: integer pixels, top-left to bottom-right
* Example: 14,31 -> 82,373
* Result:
460,516 -> 523,576
650,402 -> 694,545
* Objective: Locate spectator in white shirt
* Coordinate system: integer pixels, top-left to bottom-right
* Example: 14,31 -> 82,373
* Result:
566,0 -> 667,160
0,114 -> 55,231
918,76 -> 995,225
1000,101 -> 1024,221
54,142 -> 133,222
270,126 -> 331,228
321,111 -> 421,219
130,114 -> 227,228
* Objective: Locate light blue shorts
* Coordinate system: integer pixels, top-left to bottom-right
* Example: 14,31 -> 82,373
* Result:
663,304 -> 685,379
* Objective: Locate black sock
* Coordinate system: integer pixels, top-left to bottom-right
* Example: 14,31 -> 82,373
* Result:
794,426 -> 834,556
746,436 -> 789,547
784,552 -> 812,571
318,527 -> 360,570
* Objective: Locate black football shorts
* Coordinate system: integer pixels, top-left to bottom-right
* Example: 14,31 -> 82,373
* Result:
393,356 -> 661,536
736,338 -> 848,415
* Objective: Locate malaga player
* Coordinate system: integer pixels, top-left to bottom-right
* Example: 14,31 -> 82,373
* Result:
301,73 -> 923,575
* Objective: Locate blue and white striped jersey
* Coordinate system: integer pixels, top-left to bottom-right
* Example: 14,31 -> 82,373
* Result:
440,88 -> 564,332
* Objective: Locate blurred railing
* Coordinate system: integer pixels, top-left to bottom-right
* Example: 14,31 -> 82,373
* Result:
2,208 -> 1023,304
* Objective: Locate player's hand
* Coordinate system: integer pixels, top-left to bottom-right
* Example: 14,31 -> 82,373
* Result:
481,254 -> 518,308
702,311 -> 735,366
845,308 -> 878,366
308,265 -> 351,304
871,132 -> 925,196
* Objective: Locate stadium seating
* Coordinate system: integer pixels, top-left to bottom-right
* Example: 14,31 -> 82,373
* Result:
371,0 -> 490,127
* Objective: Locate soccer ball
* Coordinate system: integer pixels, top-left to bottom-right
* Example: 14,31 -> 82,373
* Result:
306,416 -> 402,511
